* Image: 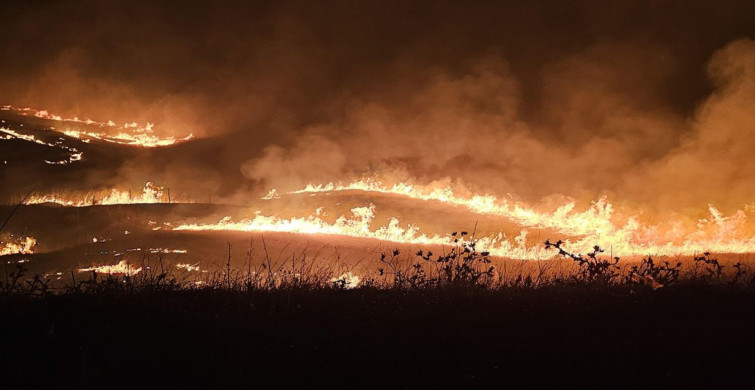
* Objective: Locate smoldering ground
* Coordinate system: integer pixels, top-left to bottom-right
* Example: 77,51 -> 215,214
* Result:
1,0 -> 755,216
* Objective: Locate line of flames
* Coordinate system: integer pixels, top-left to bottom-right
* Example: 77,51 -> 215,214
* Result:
25,182 -> 172,207
1,105 -> 194,147
78,260 -> 197,275
1,127 -> 83,165
175,204 -> 554,259
19,176 -> 755,257
291,179 -> 624,237
282,179 -> 755,256
79,260 -> 143,275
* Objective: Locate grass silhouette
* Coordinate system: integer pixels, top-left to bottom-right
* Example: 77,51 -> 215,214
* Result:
1,235 -> 754,388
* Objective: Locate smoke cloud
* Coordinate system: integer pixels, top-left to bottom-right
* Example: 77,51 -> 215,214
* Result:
1,0 -> 755,214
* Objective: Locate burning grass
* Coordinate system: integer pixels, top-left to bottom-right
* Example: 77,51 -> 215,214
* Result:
290,178 -> 755,256
24,181 -> 183,207
3,235 -> 755,297
1,104 -> 194,147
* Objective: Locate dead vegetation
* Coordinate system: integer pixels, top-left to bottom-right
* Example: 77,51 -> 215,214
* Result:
2,231 -> 754,299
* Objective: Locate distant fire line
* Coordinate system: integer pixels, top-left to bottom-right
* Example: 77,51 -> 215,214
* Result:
1,127 -> 83,165
174,204 -> 537,259
1,105 -> 194,147
25,182 -> 189,207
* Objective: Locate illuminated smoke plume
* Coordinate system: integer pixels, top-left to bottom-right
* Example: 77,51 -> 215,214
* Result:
1,1 -> 754,229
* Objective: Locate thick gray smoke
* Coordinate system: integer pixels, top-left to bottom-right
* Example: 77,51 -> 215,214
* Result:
1,0 -> 755,213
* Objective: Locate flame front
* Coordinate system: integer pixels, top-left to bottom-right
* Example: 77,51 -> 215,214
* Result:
176,263 -> 200,272
1,127 -> 83,165
0,237 -> 37,256
175,204 -> 538,259
331,272 -> 361,288
8,103 -> 755,259
173,178 -> 755,258
79,260 -> 142,275
289,179 -> 755,256
26,182 -> 177,207
2,105 -> 193,148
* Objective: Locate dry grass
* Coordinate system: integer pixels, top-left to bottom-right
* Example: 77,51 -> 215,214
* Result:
3,234 -> 754,299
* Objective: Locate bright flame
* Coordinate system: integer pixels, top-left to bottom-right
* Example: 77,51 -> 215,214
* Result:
150,248 -> 188,254
26,182 -> 182,207
283,179 -> 755,256
261,189 -> 281,200
62,129 -> 194,148
175,204 -> 535,258
79,260 -> 142,275
0,237 -> 37,256
176,263 -> 200,272
2,105 -> 193,147
331,272 -> 361,288
1,127 -> 83,164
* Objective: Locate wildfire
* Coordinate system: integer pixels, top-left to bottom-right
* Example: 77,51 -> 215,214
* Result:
176,263 -> 200,272
22,175 -> 755,259
291,179 -> 619,237
0,237 -> 37,256
79,260 -> 142,275
287,179 -> 755,256
149,248 -> 188,254
174,204 -> 535,258
62,129 -> 194,148
330,272 -> 361,288
26,182 -> 177,207
1,105 -> 194,147
0,127 -> 83,165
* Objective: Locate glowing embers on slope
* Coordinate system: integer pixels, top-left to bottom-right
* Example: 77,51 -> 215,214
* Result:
25,182 -> 180,207
174,204 -> 535,259
0,127 -> 83,164
290,179 -> 755,256
0,236 -> 37,256
1,105 -> 194,147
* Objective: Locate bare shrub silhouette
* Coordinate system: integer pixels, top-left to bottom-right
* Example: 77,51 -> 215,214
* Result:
544,240 -> 620,284
1,231 -> 753,298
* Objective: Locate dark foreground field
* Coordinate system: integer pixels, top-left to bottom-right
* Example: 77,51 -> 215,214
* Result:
2,285 -> 754,389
